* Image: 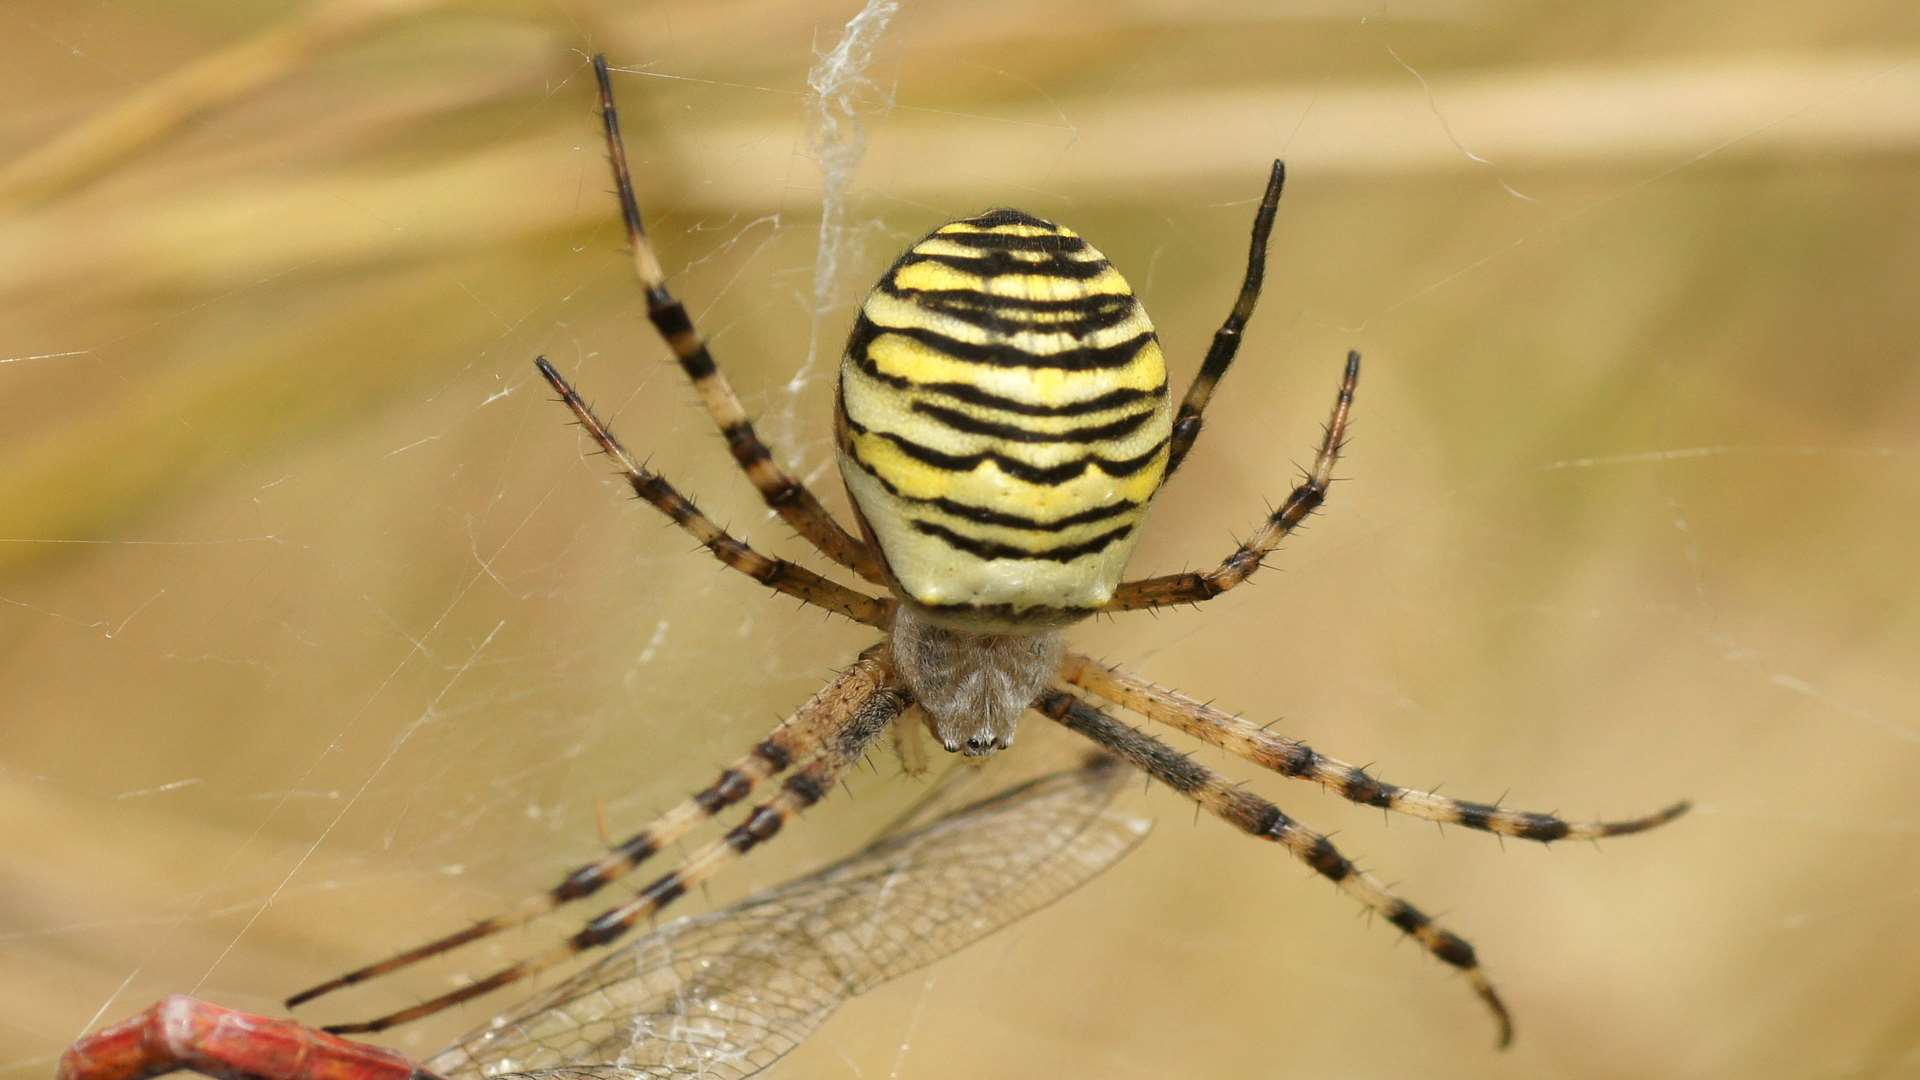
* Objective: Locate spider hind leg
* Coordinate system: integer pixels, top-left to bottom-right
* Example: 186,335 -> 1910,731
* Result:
1164,158 -> 1287,478
1108,350 -> 1358,613
535,358 -> 891,627
589,55 -> 884,585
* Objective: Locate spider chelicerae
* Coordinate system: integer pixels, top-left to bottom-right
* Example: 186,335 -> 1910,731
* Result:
60,56 -> 1688,1076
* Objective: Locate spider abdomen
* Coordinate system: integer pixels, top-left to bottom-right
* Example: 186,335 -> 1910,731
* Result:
836,209 -> 1172,627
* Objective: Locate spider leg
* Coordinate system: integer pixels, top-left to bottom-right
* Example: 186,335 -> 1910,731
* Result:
319,651 -> 913,1035
536,357 -> 892,626
1164,159 -> 1286,478
1060,653 -> 1691,841
57,996 -> 433,1080
1034,686 -> 1515,1048
589,55 -> 886,586
287,654 -> 894,1010
1107,349 -> 1356,613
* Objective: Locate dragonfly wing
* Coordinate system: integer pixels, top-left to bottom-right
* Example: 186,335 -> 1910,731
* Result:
427,754 -> 1147,1080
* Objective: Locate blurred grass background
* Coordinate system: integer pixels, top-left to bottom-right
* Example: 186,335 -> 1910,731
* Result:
3,2 -> 1917,1077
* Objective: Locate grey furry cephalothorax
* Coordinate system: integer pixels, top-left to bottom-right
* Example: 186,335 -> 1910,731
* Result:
888,602 -> 1065,756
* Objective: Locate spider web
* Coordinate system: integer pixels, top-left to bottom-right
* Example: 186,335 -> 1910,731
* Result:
2,4 -> 1918,1080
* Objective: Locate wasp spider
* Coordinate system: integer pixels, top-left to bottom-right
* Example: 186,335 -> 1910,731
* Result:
266,55 -> 1689,1051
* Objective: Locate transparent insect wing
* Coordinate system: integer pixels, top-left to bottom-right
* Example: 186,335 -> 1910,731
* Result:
426,757 -> 1148,1080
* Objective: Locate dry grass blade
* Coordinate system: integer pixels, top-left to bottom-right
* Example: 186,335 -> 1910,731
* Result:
0,0 -> 446,209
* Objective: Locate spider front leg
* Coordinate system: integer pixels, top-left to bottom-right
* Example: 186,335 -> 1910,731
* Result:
287,647 -> 896,1009
1107,349 -> 1358,613
313,649 -> 913,1035
1061,653 -> 1691,841
1033,686 -> 1515,1047
589,55 -> 886,586
58,997 -> 433,1080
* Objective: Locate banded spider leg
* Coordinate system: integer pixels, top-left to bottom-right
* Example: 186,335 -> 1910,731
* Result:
1033,663 -> 1690,1046
59,754 -> 1147,1080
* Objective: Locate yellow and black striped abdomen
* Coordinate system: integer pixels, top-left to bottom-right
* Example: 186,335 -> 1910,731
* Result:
836,209 -> 1171,627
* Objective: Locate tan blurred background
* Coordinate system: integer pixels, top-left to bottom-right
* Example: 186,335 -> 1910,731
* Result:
4,2 -> 1917,1078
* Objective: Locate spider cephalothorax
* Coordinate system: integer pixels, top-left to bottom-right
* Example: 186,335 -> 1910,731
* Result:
887,602 -> 1066,754
72,58 -> 1688,1073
